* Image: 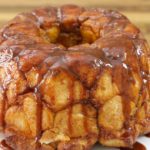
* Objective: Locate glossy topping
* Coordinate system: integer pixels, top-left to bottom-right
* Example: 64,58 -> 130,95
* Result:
0,4 -> 149,150
120,142 -> 146,150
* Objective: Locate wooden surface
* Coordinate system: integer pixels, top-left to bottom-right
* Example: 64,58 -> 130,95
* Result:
0,0 -> 149,43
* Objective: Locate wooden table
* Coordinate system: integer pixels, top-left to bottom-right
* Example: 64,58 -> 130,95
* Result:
0,0 -> 149,43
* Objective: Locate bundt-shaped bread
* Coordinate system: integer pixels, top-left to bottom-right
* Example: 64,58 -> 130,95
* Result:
0,4 -> 149,150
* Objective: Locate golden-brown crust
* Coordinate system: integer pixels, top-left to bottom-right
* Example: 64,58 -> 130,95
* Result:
0,4 -> 149,150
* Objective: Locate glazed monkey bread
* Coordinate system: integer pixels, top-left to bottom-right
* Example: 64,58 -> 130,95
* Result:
0,4 -> 149,150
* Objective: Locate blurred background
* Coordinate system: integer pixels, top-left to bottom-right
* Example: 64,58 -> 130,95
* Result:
0,0 -> 149,43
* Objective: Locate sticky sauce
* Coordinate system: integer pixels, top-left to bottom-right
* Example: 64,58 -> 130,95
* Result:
67,78 -> 74,135
68,107 -> 73,135
146,133 -> 150,137
82,104 -> 89,133
120,142 -> 146,150
35,91 -> 42,149
0,93 -> 6,129
0,140 -> 13,150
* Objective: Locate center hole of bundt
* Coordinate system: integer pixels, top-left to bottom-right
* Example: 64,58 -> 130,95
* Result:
40,25 -> 98,47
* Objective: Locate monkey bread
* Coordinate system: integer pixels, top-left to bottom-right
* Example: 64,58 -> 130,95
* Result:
0,4 -> 149,150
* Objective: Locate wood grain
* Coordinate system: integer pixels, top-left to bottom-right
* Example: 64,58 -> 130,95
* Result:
0,0 -> 149,43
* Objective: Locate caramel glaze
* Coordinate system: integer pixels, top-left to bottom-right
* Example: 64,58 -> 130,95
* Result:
0,4 -> 149,150
67,79 -> 74,134
0,140 -> 13,150
35,89 -> 42,149
82,104 -> 89,133
0,91 -> 6,129
146,133 -> 150,137
120,142 -> 146,150
68,107 -> 73,134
